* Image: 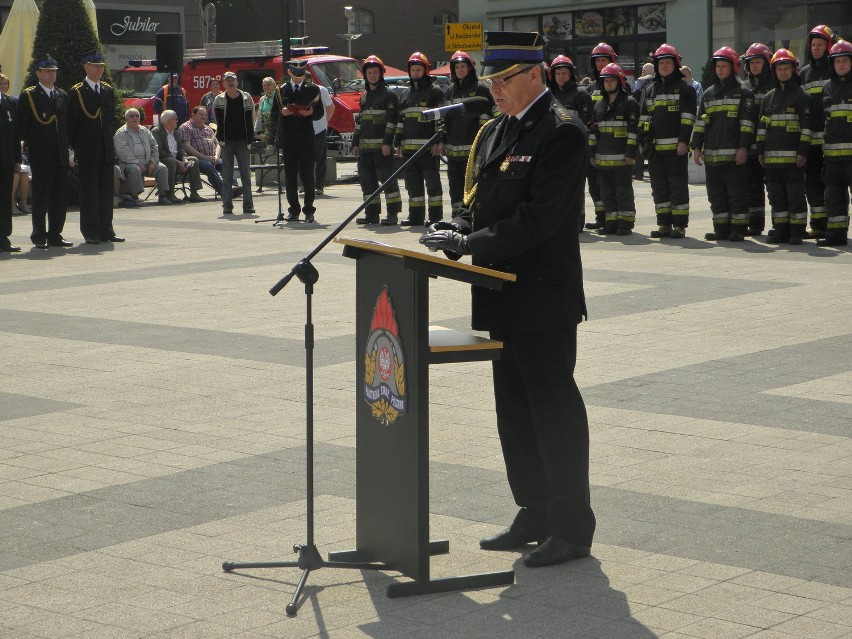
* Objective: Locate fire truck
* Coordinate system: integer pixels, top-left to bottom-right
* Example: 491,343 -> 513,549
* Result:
112,38 -> 365,156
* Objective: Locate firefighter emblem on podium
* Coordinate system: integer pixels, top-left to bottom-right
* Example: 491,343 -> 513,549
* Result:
364,286 -> 408,425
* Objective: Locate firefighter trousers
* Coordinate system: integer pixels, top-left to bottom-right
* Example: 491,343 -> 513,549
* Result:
357,152 -> 402,221
598,167 -> 635,230
447,158 -> 466,215
823,159 -> 852,240
765,166 -> 807,240
587,163 -> 604,225
746,156 -> 766,232
705,162 -> 748,236
649,153 -> 689,228
805,146 -> 827,233
402,153 -> 443,223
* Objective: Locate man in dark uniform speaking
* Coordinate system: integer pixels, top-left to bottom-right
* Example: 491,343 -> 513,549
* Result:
420,31 -> 595,568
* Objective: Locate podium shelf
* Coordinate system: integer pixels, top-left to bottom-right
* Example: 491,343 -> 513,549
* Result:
429,326 -> 503,364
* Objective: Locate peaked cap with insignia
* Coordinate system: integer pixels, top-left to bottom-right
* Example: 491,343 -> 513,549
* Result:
480,31 -> 544,80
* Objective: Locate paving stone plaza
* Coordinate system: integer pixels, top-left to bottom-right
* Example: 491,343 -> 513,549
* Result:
0,170 -> 850,638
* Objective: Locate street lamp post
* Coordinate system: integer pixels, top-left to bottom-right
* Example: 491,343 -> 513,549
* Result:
337,6 -> 361,58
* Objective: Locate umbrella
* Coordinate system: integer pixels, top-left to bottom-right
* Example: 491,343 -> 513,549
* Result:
0,0 -> 39,95
84,0 -> 98,36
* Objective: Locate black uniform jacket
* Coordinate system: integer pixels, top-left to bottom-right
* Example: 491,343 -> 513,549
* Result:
66,80 -> 115,164
17,84 -> 69,167
0,94 -> 21,168
270,81 -> 321,140
454,91 -> 588,333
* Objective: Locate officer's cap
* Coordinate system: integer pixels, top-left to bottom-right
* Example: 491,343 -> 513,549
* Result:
35,55 -> 58,70
480,31 -> 544,80
287,60 -> 307,77
81,50 -> 105,65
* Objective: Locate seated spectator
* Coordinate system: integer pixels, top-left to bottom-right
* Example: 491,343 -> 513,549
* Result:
153,109 -> 205,202
178,106 -> 239,198
114,108 -> 172,204
153,73 -> 190,125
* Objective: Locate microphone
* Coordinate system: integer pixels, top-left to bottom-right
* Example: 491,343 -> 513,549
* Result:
419,96 -> 492,122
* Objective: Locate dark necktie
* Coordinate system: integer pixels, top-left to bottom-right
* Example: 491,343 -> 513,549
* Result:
95,84 -> 100,95
294,83 -> 300,95
497,116 -> 517,147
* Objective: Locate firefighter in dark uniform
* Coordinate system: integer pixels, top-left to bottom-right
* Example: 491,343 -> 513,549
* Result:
641,44 -> 697,239
0,79 -> 21,252
799,25 -> 837,239
756,49 -> 812,245
584,43 -> 618,231
395,52 -> 445,226
742,43 -> 774,236
420,31 -> 595,568
819,40 -> 852,247
270,60 -> 321,223
690,47 -> 756,242
589,63 -> 639,235
353,55 -> 402,225
67,50 -> 122,244
17,55 -> 70,249
441,50 -> 494,216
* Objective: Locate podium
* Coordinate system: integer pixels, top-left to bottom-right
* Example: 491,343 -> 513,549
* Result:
332,238 -> 517,597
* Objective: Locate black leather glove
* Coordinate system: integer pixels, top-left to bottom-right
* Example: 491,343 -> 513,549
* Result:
418,230 -> 471,255
426,220 -> 460,233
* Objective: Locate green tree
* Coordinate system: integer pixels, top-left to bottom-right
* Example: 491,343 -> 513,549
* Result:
25,0 -> 125,130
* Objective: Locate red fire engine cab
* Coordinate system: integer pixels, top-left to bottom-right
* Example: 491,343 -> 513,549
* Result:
113,38 -> 365,156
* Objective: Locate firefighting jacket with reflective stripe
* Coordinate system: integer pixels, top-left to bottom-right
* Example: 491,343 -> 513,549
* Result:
441,76 -> 494,159
589,91 -> 639,168
353,82 -> 399,151
745,69 -> 774,154
639,75 -> 697,153
800,58 -> 831,144
822,75 -> 852,161
394,77 -> 444,153
690,76 -> 755,164
756,80 -> 812,166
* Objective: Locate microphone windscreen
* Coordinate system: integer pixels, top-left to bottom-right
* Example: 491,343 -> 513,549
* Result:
461,96 -> 492,116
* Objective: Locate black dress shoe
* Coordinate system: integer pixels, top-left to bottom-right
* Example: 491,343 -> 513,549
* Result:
103,235 -> 125,242
304,215 -> 315,223
33,240 -> 49,249
85,237 -> 100,245
480,527 -> 545,551
523,537 -> 590,568
284,214 -> 300,222
48,239 -> 73,247
0,243 -> 21,252
243,208 -> 255,214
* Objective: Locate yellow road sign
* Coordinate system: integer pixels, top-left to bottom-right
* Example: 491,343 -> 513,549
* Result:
444,22 -> 483,52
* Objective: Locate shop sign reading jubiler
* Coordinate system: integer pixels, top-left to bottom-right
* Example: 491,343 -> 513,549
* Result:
444,22 -> 483,52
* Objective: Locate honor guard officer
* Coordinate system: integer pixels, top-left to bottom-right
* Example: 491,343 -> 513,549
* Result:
420,31 -> 596,568
394,52 -> 445,227
589,63 -> 639,235
352,55 -> 402,225
585,43 -> 618,231
0,73 -> 21,252
271,60 -> 321,223
67,50 -> 123,245
742,43 -> 774,236
756,49 -> 812,245
819,40 -> 852,247
799,25 -> 838,239
641,44 -> 697,239
441,50 -> 494,216
690,47 -> 756,242
17,55 -> 71,249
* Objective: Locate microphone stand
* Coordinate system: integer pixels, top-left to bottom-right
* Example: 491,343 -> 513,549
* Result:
223,126 -> 446,617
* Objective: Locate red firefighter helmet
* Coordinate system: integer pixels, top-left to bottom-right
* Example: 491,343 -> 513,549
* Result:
652,43 -> 682,65
712,47 -> 740,75
598,63 -> 627,90
809,25 -> 837,44
591,42 -> 617,63
550,54 -> 576,76
407,51 -> 431,74
829,40 -> 852,60
450,51 -> 474,67
361,55 -> 386,76
743,43 -> 772,66
769,49 -> 799,76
